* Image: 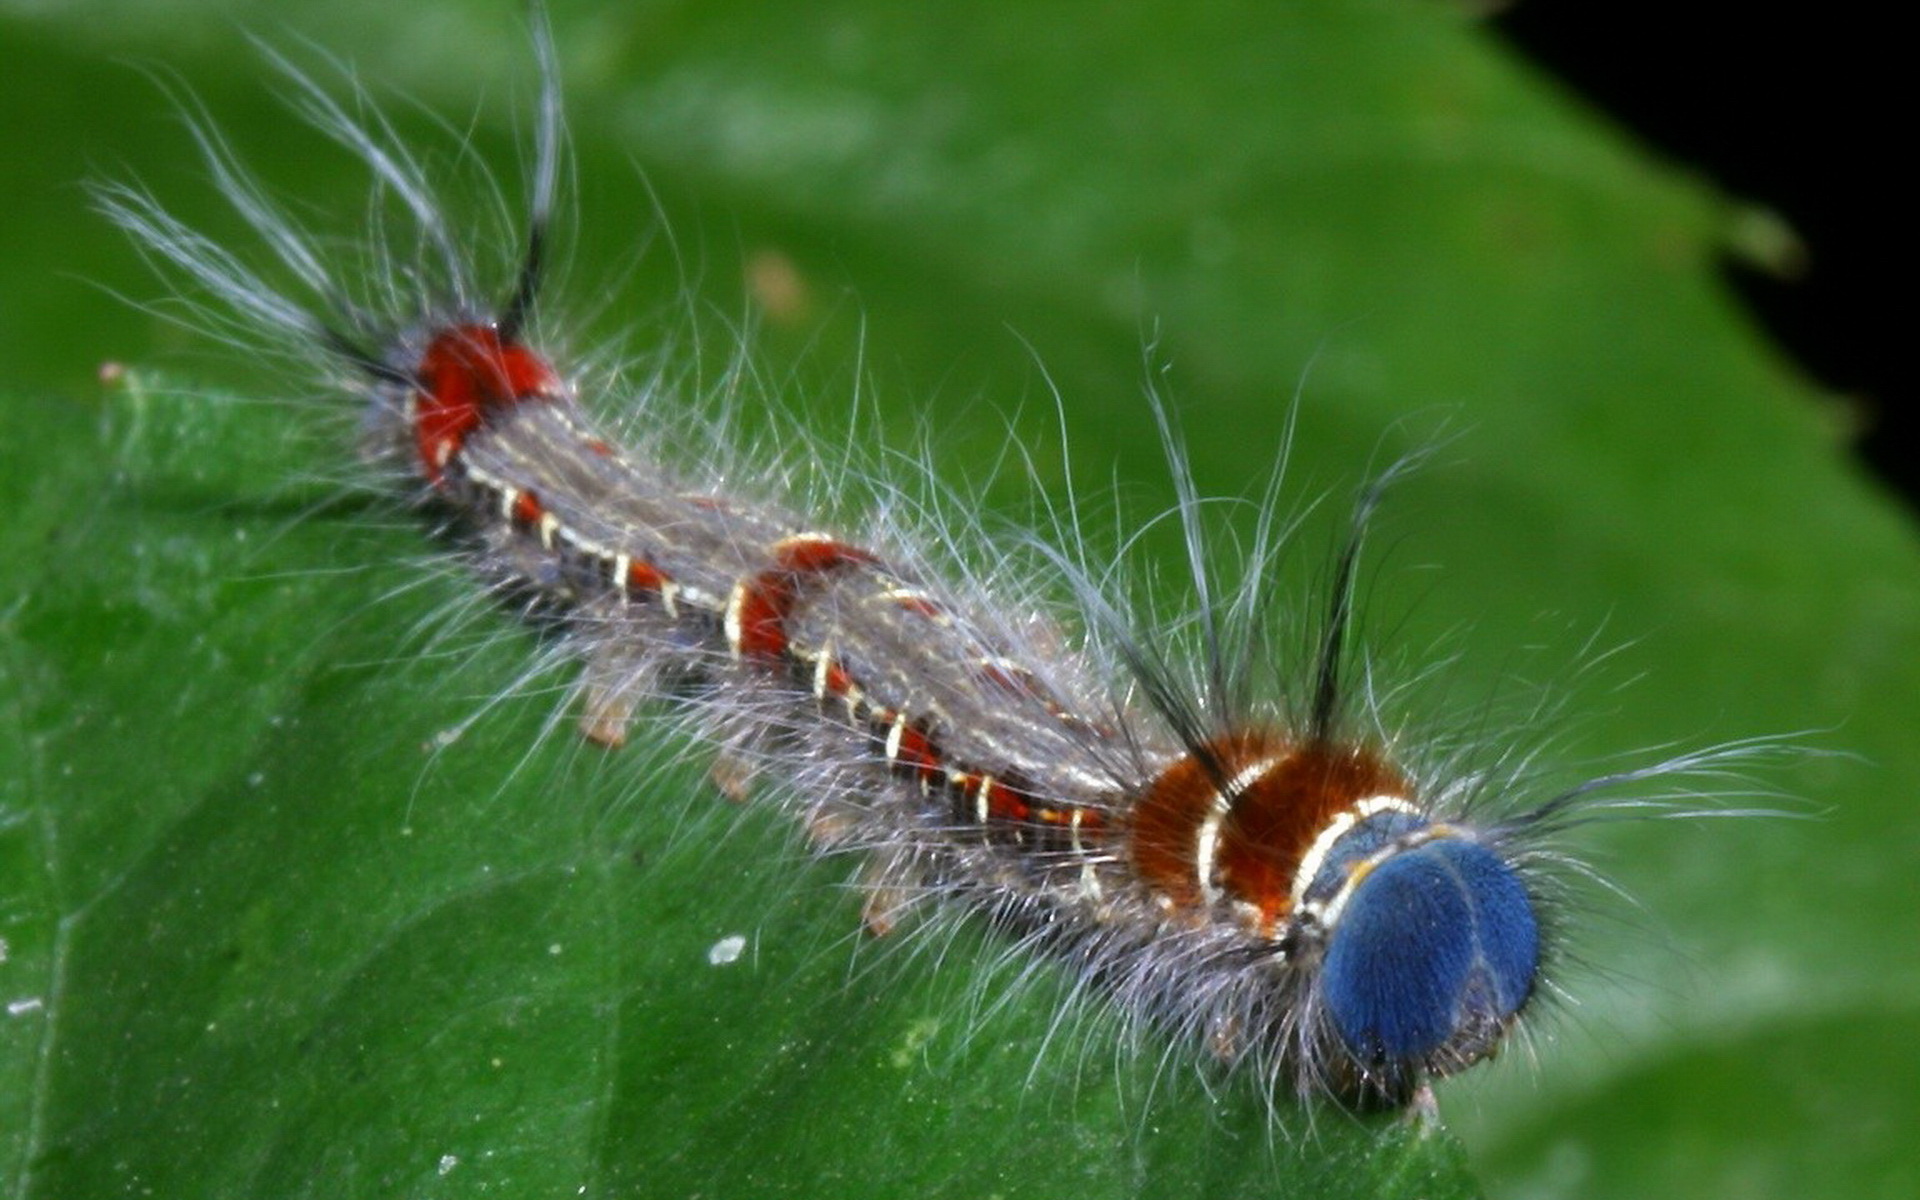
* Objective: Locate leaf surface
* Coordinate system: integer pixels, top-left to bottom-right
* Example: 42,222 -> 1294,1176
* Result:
3,4 -> 1913,1199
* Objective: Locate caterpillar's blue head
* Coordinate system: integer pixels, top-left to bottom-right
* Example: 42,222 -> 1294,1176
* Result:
1301,805 -> 1539,1090
1128,731 -> 1543,1105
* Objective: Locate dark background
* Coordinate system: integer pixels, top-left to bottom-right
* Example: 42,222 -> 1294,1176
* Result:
1497,7 -> 1908,503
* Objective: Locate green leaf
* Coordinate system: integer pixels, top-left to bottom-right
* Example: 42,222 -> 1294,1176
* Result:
4,3 -> 1915,1199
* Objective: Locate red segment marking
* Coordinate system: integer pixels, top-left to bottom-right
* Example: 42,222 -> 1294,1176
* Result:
729,534 -> 882,662
821,659 -> 855,698
981,777 -> 1034,824
729,574 -> 797,659
511,488 -> 544,527
412,323 -> 562,485
950,768 -> 1107,835
625,557 -> 668,593
890,722 -> 941,784
772,533 -> 878,573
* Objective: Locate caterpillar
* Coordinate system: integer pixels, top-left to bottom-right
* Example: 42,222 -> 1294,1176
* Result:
94,15 -> 1769,1121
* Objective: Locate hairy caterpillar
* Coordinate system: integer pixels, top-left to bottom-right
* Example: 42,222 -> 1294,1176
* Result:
93,13 -> 1774,1129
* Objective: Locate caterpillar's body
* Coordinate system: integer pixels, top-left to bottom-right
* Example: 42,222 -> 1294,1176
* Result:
390,313 -> 1529,1107
98,20 -> 1754,1111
